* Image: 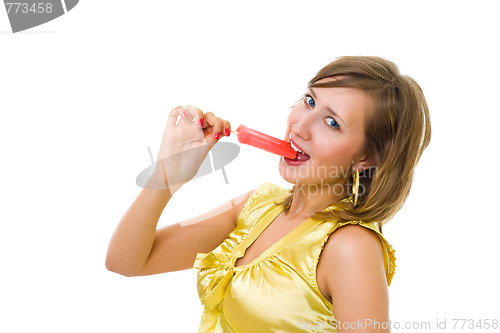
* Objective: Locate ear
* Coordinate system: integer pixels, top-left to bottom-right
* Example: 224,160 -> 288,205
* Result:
353,150 -> 378,172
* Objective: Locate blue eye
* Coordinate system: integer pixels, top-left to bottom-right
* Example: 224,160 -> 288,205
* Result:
305,95 -> 315,108
326,117 -> 339,129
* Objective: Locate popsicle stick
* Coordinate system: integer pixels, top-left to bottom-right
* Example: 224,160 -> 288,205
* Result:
231,129 -> 239,135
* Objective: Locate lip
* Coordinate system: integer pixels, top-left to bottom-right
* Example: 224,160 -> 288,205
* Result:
283,156 -> 309,166
284,135 -> 310,166
290,137 -> 308,156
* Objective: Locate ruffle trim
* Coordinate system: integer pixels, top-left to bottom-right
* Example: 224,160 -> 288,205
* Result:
237,184 -> 397,286
237,182 -> 287,224
380,236 -> 397,286
309,224 -> 338,308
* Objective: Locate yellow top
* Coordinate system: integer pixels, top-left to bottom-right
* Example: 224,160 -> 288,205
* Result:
193,182 -> 396,333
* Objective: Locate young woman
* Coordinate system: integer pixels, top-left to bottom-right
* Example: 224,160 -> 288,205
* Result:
106,56 -> 431,333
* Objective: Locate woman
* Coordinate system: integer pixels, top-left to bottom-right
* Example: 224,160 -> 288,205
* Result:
106,56 -> 431,332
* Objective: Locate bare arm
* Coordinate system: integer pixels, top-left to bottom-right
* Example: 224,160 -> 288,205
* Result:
105,187 -> 253,276
317,225 -> 390,333
106,105 -> 248,276
105,187 -> 171,276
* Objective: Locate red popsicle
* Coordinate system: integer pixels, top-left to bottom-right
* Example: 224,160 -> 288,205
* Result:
234,125 -> 298,159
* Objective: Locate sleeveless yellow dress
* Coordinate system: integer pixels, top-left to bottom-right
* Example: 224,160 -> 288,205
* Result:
193,182 -> 396,333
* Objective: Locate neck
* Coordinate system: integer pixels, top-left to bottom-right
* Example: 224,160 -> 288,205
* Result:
286,182 -> 349,219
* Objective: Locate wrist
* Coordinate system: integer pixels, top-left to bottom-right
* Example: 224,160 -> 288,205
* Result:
145,165 -> 183,195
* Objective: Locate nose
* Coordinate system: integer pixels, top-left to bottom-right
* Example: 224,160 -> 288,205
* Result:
290,112 -> 314,141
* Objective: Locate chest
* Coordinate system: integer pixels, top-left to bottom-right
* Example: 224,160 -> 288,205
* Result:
234,214 -> 306,267
222,216 -> 336,331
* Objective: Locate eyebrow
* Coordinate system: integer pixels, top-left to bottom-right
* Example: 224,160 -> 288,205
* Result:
308,88 -> 345,126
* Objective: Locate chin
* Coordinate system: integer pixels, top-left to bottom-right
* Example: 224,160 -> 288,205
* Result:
277,163 -> 311,186
278,159 -> 344,190
278,157 -> 311,183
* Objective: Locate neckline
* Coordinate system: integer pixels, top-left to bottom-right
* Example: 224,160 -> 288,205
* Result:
230,203 -> 322,270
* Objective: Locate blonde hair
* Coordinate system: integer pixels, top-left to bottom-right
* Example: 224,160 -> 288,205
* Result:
278,56 -> 431,231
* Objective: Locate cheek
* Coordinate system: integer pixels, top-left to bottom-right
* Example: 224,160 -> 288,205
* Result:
316,137 -> 360,165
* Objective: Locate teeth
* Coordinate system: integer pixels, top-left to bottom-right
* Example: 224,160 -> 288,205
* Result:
290,141 -> 303,154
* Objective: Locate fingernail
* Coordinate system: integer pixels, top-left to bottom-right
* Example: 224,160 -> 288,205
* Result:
215,132 -> 221,140
198,119 -> 203,128
225,128 -> 230,137
183,111 -> 188,117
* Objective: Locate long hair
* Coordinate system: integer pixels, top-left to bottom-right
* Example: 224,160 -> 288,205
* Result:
277,56 -> 431,231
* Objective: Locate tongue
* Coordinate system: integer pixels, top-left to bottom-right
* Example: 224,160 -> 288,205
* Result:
294,152 -> 310,161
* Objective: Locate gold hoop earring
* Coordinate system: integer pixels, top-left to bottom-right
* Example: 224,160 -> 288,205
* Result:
352,168 -> 360,206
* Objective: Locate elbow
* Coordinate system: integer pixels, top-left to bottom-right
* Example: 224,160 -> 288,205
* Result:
105,257 -> 123,275
105,257 -> 138,277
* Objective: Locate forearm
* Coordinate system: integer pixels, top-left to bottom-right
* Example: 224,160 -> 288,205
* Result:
105,184 -> 172,276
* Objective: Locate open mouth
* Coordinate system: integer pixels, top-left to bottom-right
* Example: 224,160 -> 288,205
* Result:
285,138 -> 310,163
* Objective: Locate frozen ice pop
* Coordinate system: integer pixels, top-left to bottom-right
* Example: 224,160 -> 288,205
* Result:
235,125 -> 298,159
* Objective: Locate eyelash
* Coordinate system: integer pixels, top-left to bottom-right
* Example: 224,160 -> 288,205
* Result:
303,94 -> 340,130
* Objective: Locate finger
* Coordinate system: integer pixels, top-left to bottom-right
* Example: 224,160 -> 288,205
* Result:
220,118 -> 231,137
185,105 -> 205,129
203,112 -> 223,141
167,106 -> 185,127
179,106 -> 196,125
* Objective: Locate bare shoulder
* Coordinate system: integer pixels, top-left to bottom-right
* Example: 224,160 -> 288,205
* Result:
324,224 -> 384,260
317,224 -> 390,331
319,224 -> 386,280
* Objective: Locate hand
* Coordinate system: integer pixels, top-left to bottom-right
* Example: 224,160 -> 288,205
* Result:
148,105 -> 231,193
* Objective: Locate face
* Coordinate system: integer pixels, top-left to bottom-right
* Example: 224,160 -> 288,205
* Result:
278,80 -> 373,192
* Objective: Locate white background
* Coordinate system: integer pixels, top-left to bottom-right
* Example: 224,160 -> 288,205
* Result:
1,1 -> 499,332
